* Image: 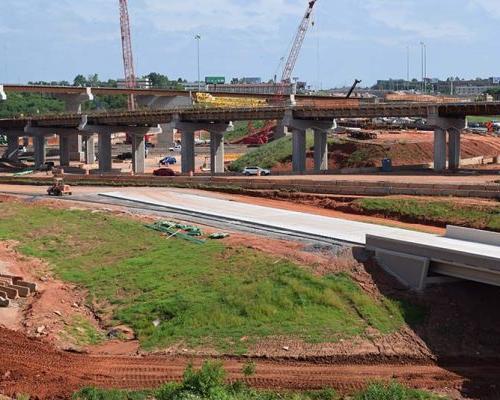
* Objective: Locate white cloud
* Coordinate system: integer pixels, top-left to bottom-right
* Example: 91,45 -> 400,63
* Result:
363,0 -> 473,40
470,0 -> 500,18
140,0 -> 304,33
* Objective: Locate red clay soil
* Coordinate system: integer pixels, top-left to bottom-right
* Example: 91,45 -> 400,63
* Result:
1,326 -> 500,399
274,132 -> 500,171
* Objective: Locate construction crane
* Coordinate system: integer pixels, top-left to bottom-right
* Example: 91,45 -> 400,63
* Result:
119,0 -> 137,110
278,0 -> 318,96
346,79 -> 362,99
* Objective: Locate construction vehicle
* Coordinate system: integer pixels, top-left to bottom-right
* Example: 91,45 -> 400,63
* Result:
47,178 -> 72,196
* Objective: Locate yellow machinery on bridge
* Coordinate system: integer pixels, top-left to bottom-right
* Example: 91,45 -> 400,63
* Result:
194,93 -> 268,108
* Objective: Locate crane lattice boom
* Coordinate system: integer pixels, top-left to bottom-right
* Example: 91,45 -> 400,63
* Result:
281,0 -> 317,83
119,0 -> 137,110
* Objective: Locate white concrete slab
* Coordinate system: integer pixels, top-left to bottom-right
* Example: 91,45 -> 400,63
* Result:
100,190 -> 500,264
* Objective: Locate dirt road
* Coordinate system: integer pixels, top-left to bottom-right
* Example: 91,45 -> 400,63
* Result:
2,327 -> 499,399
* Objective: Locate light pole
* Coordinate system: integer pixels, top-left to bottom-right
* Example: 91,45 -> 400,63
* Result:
406,45 -> 410,90
195,34 -> 201,91
420,42 -> 425,93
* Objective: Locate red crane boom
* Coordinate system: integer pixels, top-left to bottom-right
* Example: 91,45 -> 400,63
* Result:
119,0 -> 137,110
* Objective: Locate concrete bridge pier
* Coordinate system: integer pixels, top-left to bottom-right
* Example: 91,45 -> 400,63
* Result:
59,135 -> 70,167
55,88 -> 94,162
131,134 -> 146,174
448,128 -> 461,171
180,129 -> 195,174
6,135 -> 19,160
292,128 -> 307,173
97,133 -> 112,173
314,130 -> 329,172
433,128 -> 447,172
82,135 -> 96,165
33,136 -> 46,169
428,106 -> 466,172
136,95 -> 193,151
210,132 -> 225,175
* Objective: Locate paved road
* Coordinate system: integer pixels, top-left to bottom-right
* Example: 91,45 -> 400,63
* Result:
101,190 -> 500,263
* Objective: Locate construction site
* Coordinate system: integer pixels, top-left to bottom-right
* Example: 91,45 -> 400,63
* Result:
0,1 -> 500,399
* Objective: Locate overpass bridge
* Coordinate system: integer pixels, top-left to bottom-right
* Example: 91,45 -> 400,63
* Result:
1,101 -> 500,176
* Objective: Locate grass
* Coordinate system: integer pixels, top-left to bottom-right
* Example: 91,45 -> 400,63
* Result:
229,133 -> 315,172
467,115 -> 500,123
354,198 -> 500,232
0,201 -> 417,352
62,316 -> 105,346
73,361 -> 445,400
224,120 -> 265,143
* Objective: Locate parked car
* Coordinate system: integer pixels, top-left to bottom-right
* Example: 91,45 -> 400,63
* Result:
242,166 -> 271,176
116,152 -> 133,160
159,156 -> 177,166
153,168 -> 176,177
169,144 -> 182,152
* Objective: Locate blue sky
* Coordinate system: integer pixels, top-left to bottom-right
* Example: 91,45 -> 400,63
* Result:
0,0 -> 499,88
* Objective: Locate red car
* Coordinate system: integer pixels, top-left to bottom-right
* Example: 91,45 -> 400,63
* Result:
153,168 -> 176,177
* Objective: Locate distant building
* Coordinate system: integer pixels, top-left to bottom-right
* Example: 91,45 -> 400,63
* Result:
117,78 -> 152,89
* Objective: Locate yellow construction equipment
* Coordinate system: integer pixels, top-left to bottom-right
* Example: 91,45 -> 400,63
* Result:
194,93 -> 267,108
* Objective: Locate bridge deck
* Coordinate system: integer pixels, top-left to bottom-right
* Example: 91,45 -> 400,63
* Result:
99,190 -> 500,288
1,102 -> 500,129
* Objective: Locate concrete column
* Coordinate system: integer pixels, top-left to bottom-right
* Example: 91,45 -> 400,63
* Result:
69,135 -> 84,162
210,132 -> 225,175
433,128 -> 447,172
59,135 -> 70,167
6,136 -> 19,160
83,135 -> 96,164
98,133 -> 112,173
131,135 -> 146,174
34,136 -> 46,169
158,124 -> 175,150
181,130 -> 195,174
314,130 -> 328,172
292,129 -> 307,173
274,120 -> 288,139
448,129 -> 461,171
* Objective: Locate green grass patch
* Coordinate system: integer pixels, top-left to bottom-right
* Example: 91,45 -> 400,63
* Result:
229,133 -> 315,172
62,316 -> 105,346
467,115 -> 500,123
74,362 -> 444,400
0,202 -> 412,351
225,120 -> 265,143
355,198 -> 500,231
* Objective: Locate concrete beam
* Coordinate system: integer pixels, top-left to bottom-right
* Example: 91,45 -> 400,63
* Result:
98,133 -> 112,173
59,135 -> 70,167
292,128 -> 307,173
80,124 -> 162,136
135,95 -> 193,110
0,85 -> 6,101
314,130 -> 328,172
433,128 -> 447,172
131,134 -> 146,174
210,132 -> 225,175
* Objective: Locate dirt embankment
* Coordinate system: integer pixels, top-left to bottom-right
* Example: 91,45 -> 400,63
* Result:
273,132 -> 500,171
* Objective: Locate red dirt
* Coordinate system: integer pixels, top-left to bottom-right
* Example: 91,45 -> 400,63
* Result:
2,326 -> 500,399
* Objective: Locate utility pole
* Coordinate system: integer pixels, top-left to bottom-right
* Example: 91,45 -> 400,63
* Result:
406,45 -> 410,90
420,41 -> 425,93
195,34 -> 201,92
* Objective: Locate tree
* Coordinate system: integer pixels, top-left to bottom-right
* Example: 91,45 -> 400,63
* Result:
145,72 -> 170,88
73,74 -> 87,87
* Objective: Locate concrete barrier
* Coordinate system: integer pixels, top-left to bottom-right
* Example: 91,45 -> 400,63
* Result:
445,226 -> 500,247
